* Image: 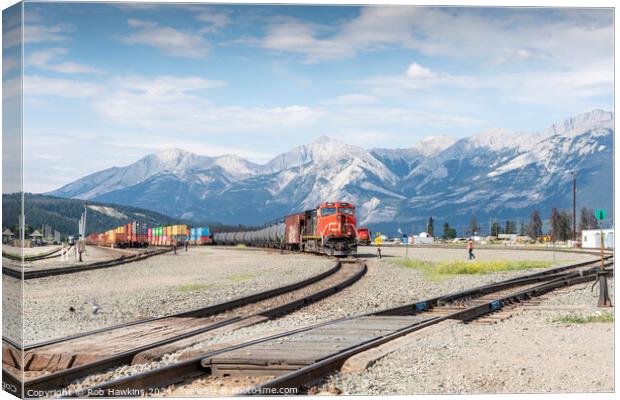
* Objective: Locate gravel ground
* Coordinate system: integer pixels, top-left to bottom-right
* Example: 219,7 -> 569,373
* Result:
63,247 -> 597,392
3,244 -> 61,257
357,244 -> 595,263
21,247 -> 333,344
2,276 -> 23,343
322,278 -> 614,395
21,245 -> 132,270
56,247 -> 602,394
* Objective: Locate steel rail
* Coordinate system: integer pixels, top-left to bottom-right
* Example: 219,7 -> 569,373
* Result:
2,248 -> 171,280
65,256 -> 611,397
18,262 -> 342,352
251,265 -> 612,394
375,257 -> 612,315
2,245 -> 72,262
11,261 -> 367,396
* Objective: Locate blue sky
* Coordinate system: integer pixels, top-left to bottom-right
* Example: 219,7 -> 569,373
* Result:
3,3 -> 614,192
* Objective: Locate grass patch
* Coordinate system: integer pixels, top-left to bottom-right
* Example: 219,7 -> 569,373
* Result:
226,273 -> 255,282
392,259 -> 552,280
235,244 -> 247,248
550,313 -> 614,324
175,283 -> 214,292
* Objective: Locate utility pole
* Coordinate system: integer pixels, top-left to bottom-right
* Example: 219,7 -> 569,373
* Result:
77,207 -> 87,262
572,171 -> 576,242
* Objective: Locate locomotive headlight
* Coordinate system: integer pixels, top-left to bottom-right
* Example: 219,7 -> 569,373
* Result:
337,215 -> 344,221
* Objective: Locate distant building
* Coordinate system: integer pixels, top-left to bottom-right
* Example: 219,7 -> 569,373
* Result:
413,232 -> 434,244
497,233 -> 518,242
581,229 -> 614,249
3,229 -> 14,244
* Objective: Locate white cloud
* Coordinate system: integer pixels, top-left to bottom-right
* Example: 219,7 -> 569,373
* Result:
110,75 -> 226,94
405,62 -> 437,79
321,94 -> 379,106
258,7 -> 612,71
92,87 -> 324,133
26,47 -> 103,74
261,20 -> 353,62
21,71 -> 323,134
25,24 -> 73,44
4,22 -> 73,49
334,107 -> 483,128
121,19 -> 210,59
361,59 -> 612,109
196,11 -> 231,33
24,75 -> 102,98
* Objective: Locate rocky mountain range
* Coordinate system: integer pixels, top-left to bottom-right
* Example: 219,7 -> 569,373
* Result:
50,110 -> 614,234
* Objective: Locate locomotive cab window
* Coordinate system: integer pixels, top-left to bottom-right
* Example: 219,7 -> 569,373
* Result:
339,207 -> 354,215
321,207 -> 337,216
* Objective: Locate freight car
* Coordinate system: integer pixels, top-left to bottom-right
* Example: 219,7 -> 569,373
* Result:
85,221 -> 149,248
189,227 -> 212,245
148,225 -> 189,246
213,201 -> 358,256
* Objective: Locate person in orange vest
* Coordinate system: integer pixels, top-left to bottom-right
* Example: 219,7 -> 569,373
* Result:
467,238 -> 475,260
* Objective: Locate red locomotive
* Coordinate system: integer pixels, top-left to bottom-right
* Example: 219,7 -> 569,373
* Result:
285,201 -> 357,256
213,201 -> 358,256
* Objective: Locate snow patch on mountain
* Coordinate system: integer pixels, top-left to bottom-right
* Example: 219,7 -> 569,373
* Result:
88,205 -> 128,219
50,110 -> 613,229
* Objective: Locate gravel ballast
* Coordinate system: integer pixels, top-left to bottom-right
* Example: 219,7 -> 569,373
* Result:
55,246 -> 604,393
180,247 -> 595,350
21,247 -> 333,343
322,278 -> 614,395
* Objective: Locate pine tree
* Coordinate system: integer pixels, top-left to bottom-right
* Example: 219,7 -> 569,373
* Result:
491,221 -> 502,237
578,207 -> 598,233
442,222 -> 456,239
469,215 -> 478,236
550,208 -> 572,242
504,220 -> 516,234
558,211 -> 573,241
527,210 -> 543,240
427,217 -> 434,236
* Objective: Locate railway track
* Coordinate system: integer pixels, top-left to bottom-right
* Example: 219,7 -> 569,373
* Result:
53,256 -> 611,397
2,245 -> 72,262
2,247 -> 171,280
2,259 -> 366,397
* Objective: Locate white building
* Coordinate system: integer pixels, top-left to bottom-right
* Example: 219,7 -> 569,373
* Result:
581,229 -> 614,249
413,232 -> 434,244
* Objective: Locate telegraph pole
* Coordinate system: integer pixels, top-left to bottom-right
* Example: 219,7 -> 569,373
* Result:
571,171 -> 576,242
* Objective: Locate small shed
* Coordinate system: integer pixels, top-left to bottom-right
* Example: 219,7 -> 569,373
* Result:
581,229 -> 614,249
29,229 -> 44,246
3,229 -> 14,244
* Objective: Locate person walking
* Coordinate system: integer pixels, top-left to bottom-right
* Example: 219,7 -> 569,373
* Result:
467,238 -> 475,260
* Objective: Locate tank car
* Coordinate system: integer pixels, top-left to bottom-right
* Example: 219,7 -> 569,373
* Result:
213,201 -> 357,257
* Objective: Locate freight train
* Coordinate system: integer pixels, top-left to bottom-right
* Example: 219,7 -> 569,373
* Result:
213,201 -> 358,256
86,223 -> 212,248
